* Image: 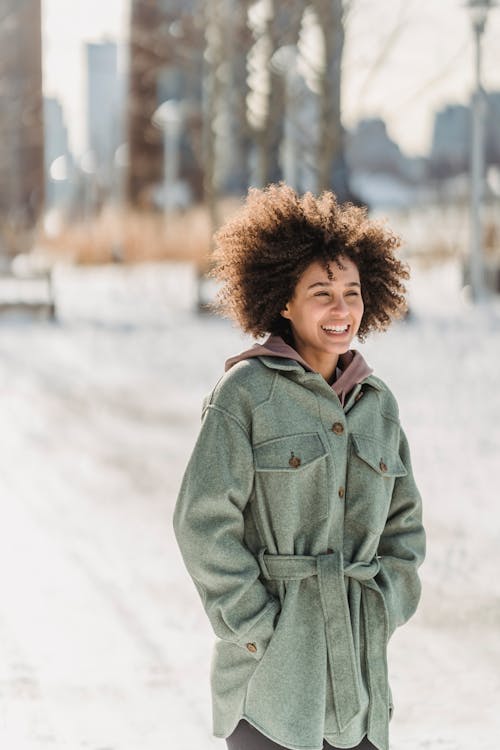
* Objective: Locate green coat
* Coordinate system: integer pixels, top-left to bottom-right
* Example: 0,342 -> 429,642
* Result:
173,355 -> 426,750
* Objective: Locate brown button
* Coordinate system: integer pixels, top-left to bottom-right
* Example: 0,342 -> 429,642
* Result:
338,486 -> 345,498
331,422 -> 344,434
289,452 -> 301,468
246,642 -> 257,653
355,391 -> 364,402
379,460 -> 388,473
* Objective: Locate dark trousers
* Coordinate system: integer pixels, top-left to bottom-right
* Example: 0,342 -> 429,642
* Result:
226,719 -> 377,750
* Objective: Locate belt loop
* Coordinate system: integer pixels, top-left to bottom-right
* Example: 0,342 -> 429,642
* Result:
257,546 -> 271,579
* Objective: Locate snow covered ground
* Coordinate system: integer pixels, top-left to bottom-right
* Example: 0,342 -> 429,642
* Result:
0,259 -> 499,750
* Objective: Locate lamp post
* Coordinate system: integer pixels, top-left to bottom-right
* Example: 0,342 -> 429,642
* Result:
270,45 -> 301,191
466,0 -> 496,303
152,100 -> 184,214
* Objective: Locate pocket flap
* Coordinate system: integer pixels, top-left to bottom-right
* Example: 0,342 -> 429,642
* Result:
351,434 -> 407,477
254,432 -> 327,472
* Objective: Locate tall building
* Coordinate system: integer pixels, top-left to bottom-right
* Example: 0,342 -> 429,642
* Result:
429,104 -> 469,177
430,94 -> 500,179
346,118 -> 407,178
86,41 -> 125,191
44,96 -> 74,208
0,0 -> 44,254
486,92 -> 500,165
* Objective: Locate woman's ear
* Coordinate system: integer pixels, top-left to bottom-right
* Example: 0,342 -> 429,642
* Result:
280,303 -> 291,320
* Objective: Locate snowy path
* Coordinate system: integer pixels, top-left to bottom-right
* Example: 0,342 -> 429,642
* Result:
0,261 -> 499,749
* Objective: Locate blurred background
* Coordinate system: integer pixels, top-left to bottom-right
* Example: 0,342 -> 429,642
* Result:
1,1 -> 499,749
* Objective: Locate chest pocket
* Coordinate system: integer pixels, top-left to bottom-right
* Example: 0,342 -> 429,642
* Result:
253,432 -> 329,526
254,432 -> 327,472
346,433 -> 407,535
350,434 -> 407,478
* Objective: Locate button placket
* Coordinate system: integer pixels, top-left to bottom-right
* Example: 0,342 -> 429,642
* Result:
317,393 -> 348,536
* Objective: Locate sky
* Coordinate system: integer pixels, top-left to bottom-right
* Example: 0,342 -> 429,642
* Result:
41,0 -> 500,160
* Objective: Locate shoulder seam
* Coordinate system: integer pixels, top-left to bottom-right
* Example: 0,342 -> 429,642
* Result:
203,403 -> 250,439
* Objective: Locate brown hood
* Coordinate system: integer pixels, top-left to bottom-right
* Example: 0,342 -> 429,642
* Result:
224,334 -> 373,407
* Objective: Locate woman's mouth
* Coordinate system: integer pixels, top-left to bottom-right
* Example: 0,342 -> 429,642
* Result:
321,324 -> 350,336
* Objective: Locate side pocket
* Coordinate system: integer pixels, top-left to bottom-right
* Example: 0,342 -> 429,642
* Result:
244,578 -> 328,744
237,597 -> 281,662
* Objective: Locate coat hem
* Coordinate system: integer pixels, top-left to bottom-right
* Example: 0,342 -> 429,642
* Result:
324,732 -> 382,750
214,713 -> 324,750
214,720 -> 384,750
323,733 -> 365,749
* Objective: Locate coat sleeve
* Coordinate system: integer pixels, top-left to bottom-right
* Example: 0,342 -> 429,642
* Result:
172,402 -> 281,661
375,424 -> 426,639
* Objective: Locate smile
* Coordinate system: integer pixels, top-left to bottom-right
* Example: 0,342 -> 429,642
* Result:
321,324 -> 350,335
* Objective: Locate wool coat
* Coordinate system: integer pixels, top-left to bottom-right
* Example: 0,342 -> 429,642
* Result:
173,351 -> 426,750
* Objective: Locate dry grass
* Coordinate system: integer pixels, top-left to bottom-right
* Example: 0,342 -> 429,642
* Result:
408,242 -> 461,270
409,219 -> 500,271
38,200 -> 243,269
34,201 -> 500,280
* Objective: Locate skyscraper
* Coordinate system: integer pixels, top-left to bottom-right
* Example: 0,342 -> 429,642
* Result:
86,40 -> 125,192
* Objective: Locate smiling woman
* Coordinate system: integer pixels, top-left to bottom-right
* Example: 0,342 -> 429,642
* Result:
209,182 -> 409,345
280,257 -> 365,382
173,182 -> 425,750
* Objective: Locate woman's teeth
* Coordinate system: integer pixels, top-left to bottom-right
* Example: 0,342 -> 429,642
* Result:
322,324 -> 349,334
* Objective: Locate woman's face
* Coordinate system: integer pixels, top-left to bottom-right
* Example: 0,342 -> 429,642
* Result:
280,256 -> 364,361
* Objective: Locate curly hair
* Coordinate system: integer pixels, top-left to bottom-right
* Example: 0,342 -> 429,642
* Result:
209,182 -> 409,342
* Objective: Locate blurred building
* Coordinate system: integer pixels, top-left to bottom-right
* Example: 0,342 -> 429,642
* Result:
0,0 -> 44,256
429,104 -> 469,178
345,118 -> 425,208
44,98 -> 69,168
44,96 -> 75,209
486,92 -> 500,166
429,93 -> 500,180
86,41 -> 125,195
346,118 -> 408,178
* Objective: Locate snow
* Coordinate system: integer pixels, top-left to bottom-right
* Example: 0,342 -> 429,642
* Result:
0,258 -> 499,749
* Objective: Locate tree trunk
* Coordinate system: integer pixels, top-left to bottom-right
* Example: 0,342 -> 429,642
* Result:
126,0 -> 166,207
310,0 -> 349,197
253,0 -> 304,188
219,0 -> 252,194
0,0 -> 44,256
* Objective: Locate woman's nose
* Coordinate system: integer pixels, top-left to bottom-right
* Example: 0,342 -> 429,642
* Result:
329,295 -> 349,314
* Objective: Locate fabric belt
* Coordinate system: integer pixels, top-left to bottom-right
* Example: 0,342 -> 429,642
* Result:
257,548 -> 385,733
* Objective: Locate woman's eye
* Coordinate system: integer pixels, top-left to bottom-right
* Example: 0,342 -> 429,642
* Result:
314,291 -> 329,297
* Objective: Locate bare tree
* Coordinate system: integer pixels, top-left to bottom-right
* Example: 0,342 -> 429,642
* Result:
127,0 -> 167,206
250,0 -> 304,187
0,0 -> 44,256
310,0 -> 347,196
127,0 -> 206,208
202,0 -> 225,238
216,0 -> 253,194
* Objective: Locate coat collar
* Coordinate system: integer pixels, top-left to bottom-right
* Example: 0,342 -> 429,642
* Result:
256,355 -> 383,391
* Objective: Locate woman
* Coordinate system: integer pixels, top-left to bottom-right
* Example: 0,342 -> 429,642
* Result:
173,183 -> 426,750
